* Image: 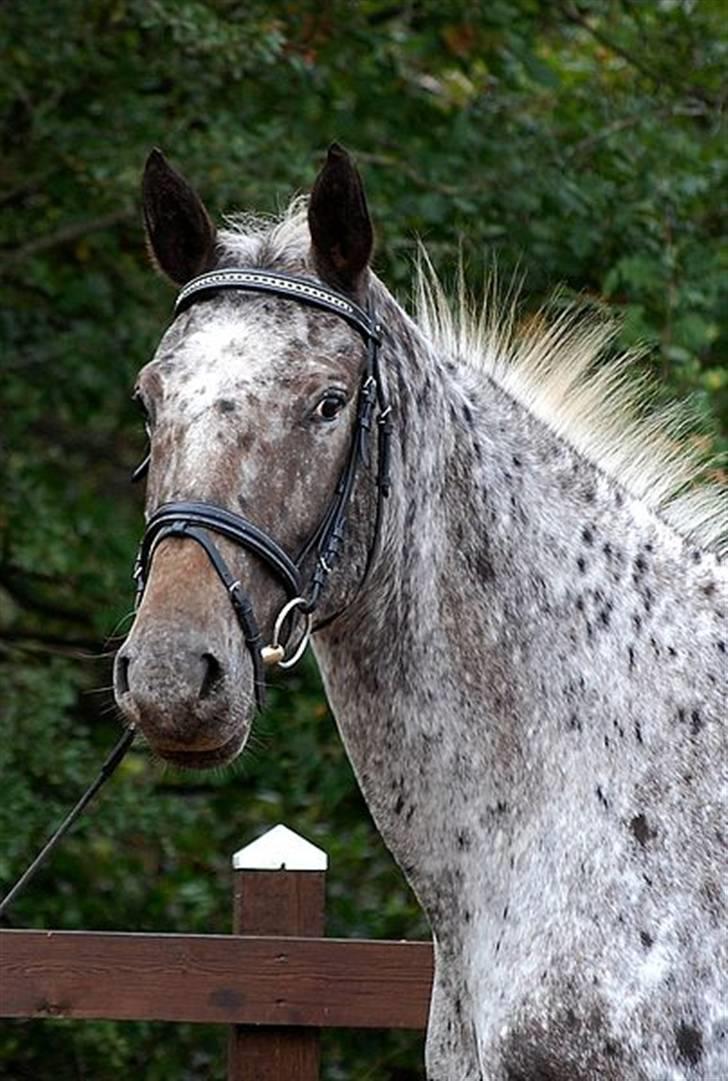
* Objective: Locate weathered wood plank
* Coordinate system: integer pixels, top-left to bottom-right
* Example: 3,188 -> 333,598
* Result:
0,930 -> 433,1030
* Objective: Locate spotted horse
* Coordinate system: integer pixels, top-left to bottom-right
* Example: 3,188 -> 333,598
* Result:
115,145 -> 727,1080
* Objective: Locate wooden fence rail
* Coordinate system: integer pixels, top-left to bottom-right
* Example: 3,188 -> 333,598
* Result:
0,824 -> 433,1080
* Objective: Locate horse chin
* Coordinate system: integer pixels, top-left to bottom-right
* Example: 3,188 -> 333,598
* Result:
151,727 -> 248,770
115,687 -> 253,771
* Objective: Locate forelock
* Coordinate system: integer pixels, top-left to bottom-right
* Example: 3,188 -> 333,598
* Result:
216,197 -> 311,270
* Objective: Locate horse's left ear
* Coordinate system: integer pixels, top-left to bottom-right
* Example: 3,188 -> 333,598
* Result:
142,148 -> 217,286
308,144 -> 373,294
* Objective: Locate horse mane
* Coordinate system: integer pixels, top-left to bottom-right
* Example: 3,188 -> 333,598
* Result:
218,202 -> 727,557
416,256 -> 727,557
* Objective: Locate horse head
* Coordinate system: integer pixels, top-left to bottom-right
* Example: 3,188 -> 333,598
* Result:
114,146 -> 382,768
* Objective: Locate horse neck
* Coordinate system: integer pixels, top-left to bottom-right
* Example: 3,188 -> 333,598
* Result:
313,292 -> 719,921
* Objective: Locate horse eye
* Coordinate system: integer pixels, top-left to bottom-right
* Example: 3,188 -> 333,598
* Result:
314,393 -> 346,422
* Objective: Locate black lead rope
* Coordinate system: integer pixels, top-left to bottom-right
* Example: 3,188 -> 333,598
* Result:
0,725 -> 136,920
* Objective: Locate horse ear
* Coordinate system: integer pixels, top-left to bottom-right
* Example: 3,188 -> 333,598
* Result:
142,148 -> 216,286
308,143 -> 373,294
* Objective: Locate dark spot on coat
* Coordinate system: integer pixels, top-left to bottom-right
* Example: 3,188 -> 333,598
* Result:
629,813 -> 656,847
469,545 -> 495,583
582,526 -> 594,545
634,720 -> 643,744
675,1021 -> 703,1066
639,930 -> 653,948
691,709 -> 703,736
216,398 -> 237,413
577,556 -> 586,573
596,786 -> 609,809
503,1000 -> 626,1080
568,712 -> 582,733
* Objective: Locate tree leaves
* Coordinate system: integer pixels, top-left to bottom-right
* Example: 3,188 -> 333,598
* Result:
0,1 -> 725,1077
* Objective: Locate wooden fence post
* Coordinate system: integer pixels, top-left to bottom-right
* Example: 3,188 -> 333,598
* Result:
227,824 -> 327,1081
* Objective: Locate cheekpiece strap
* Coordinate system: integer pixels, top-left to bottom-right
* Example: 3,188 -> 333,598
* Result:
175,269 -> 378,345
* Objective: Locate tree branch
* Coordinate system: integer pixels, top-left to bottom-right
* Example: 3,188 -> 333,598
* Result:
0,208 -> 134,269
559,3 -> 719,108
0,630 -> 106,657
0,569 -> 90,625
565,107 -> 674,160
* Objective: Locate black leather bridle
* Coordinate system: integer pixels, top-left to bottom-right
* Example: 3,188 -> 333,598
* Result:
133,269 -> 392,709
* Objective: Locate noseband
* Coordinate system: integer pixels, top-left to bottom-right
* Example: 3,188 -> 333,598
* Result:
133,269 -> 392,709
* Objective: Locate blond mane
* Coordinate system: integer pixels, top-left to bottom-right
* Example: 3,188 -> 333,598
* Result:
415,257 -> 727,556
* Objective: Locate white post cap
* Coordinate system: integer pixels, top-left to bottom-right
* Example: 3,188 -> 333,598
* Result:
232,824 -> 328,871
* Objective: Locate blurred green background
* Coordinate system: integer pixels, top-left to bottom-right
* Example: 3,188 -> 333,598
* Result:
1,2 -> 725,1078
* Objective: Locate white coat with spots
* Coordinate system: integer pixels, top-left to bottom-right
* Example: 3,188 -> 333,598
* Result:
116,147 -> 727,1080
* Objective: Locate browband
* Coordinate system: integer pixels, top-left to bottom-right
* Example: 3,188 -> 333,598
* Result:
175,268 -> 379,344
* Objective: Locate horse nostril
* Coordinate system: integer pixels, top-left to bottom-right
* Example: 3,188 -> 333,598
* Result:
115,654 -> 131,695
199,652 -> 225,701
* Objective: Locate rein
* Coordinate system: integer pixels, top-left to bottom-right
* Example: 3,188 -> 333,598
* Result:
133,269 -> 392,709
0,725 -> 136,919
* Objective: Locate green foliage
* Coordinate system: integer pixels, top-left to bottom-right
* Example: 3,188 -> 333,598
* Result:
1,1 -> 725,1077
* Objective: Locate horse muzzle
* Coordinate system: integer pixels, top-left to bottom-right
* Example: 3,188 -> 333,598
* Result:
113,539 -> 255,768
